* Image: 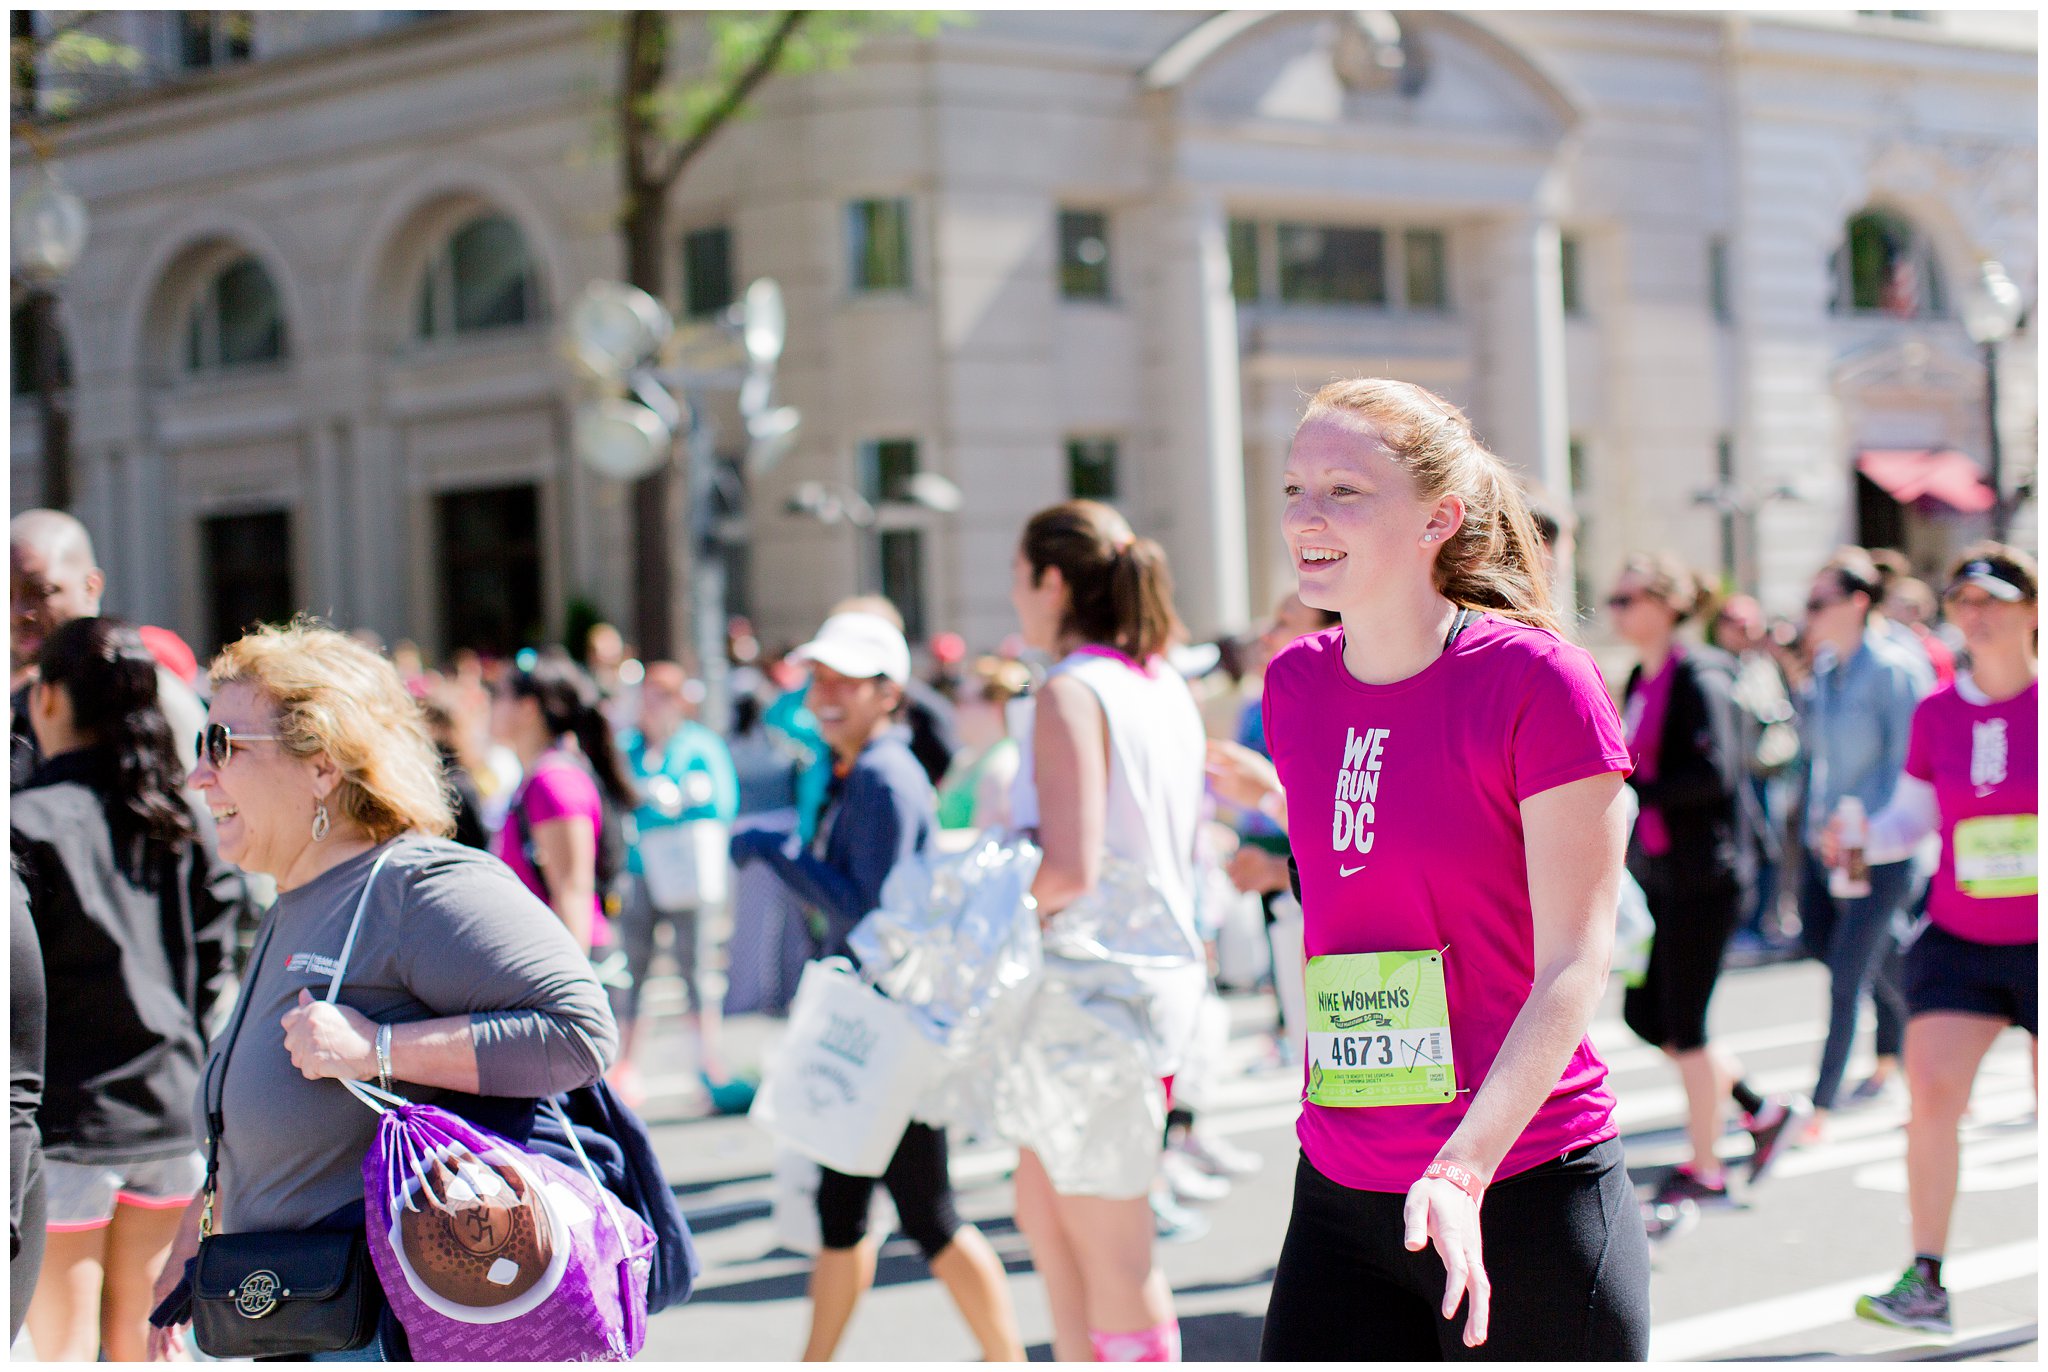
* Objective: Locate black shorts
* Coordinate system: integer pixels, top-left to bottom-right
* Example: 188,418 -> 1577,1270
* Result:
815,1121 -> 961,1260
1904,923 -> 2037,1037
1259,1139 -> 1650,1362
1622,852 -> 1740,1054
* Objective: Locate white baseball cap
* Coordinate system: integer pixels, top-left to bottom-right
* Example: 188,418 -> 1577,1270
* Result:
790,613 -> 911,685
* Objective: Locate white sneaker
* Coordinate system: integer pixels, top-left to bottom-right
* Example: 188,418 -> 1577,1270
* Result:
1175,1129 -> 1264,1177
1162,1148 -> 1232,1203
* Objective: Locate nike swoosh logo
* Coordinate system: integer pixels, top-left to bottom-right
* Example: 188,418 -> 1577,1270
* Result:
1340,864 -> 1368,878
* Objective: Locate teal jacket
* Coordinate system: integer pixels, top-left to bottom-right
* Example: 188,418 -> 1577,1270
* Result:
618,722 -> 740,877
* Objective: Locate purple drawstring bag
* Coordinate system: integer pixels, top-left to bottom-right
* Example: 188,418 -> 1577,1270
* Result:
352,1084 -> 654,1362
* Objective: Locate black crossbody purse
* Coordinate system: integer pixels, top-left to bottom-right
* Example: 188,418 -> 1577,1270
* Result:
185,848 -> 405,1357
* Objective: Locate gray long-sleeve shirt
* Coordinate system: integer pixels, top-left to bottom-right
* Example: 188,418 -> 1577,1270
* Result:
201,839 -> 616,1233
1799,629 -> 1933,846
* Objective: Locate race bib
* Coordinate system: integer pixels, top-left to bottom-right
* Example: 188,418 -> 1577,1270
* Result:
1305,950 -> 1456,1107
1954,814 -> 2037,898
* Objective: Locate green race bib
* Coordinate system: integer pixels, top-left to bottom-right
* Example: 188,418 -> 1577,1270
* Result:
1954,814 -> 2037,898
1305,950 -> 1456,1107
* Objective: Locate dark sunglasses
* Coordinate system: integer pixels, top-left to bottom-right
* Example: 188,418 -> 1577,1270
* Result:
1605,592 -> 1641,610
1804,595 -> 1846,614
197,723 -> 282,770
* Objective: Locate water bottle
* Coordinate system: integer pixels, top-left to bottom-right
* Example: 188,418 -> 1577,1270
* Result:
1829,796 -> 1872,899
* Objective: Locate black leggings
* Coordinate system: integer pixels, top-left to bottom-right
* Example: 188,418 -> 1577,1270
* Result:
1260,1140 -> 1650,1362
1624,851 -> 1740,1053
815,1121 -> 962,1261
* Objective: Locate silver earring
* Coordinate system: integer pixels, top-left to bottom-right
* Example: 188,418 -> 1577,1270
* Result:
311,803 -> 331,843
1423,533 -> 1437,543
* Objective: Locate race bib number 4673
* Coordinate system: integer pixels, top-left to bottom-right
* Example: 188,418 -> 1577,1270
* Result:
1305,950 -> 1456,1107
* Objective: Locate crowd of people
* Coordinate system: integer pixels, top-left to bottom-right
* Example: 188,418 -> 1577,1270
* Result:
6,367 -> 2035,1362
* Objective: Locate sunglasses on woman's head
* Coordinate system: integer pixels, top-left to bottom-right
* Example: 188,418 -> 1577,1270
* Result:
197,722 -> 282,769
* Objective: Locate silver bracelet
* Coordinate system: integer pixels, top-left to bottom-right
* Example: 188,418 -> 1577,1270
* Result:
376,1023 -> 394,1093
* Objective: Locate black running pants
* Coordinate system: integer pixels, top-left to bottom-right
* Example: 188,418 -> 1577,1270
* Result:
1260,1139 -> 1650,1361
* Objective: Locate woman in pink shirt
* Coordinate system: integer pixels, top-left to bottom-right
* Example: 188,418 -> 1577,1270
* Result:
1254,379 -> 1648,1360
1842,544 -> 2037,1338
489,652 -> 634,957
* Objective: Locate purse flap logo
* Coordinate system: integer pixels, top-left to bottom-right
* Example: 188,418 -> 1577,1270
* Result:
235,1270 -> 284,1318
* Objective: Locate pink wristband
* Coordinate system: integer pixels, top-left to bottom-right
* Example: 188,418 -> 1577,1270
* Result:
1422,1160 -> 1486,1205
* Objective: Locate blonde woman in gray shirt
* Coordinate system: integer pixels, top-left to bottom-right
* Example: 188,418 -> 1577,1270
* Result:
146,623 -> 617,1362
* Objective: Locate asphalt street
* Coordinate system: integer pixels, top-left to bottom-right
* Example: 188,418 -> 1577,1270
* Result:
635,955 -> 2037,1362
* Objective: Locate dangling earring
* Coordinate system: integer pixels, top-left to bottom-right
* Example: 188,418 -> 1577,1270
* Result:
311,802 -> 331,843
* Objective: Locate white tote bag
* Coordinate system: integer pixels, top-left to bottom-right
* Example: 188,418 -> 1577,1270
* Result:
638,818 -> 731,911
751,959 -> 943,1177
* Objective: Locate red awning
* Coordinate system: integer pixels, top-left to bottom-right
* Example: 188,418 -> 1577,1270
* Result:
1855,449 -> 1995,513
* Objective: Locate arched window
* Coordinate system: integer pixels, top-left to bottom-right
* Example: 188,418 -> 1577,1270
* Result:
185,254 -> 287,371
414,213 -> 538,340
12,303 -> 73,395
1831,208 -> 1946,319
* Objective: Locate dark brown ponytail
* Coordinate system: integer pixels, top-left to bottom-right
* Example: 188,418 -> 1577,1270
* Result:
1021,500 -> 1184,662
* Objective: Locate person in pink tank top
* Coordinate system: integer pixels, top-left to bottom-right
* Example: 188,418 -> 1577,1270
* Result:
1251,379 -> 1649,1360
1837,544 -> 2038,1339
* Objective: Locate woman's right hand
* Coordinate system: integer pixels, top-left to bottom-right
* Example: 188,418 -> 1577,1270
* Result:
146,1195 -> 205,1360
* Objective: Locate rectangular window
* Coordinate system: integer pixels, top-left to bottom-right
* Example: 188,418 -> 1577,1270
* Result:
1066,437 -> 1119,501
438,485 -> 542,658
1560,234 -> 1584,316
859,438 -> 919,504
1058,209 -> 1112,301
179,12 -> 252,69
847,198 -> 912,293
1404,229 -> 1449,310
877,530 -> 926,644
1278,223 -> 1385,305
204,511 -> 293,654
1709,236 -> 1732,323
1228,218 -> 1260,303
214,258 -> 285,367
682,225 -> 735,318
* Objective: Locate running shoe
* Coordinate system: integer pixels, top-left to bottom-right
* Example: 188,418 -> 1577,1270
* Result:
1161,1150 -> 1232,1203
1651,1166 -> 1735,1210
1842,1074 -> 1896,1109
1640,1196 -> 1700,1244
1744,1094 -> 1812,1182
1151,1187 -> 1211,1243
1855,1268 -> 1953,1337
1173,1130 -> 1265,1178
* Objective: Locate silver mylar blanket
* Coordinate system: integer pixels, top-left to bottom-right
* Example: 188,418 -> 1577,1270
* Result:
850,834 -> 1203,1199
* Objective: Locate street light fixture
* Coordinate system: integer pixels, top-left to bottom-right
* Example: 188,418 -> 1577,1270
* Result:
12,163 -> 90,511
565,276 -> 798,730
783,473 -> 964,595
1962,258 -> 2026,541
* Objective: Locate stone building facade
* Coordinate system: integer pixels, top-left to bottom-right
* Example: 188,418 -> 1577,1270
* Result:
11,10 -> 2036,660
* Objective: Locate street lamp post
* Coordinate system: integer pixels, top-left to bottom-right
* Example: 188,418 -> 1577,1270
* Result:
1962,258 -> 2025,542
565,277 -> 797,734
784,473 -> 963,600
12,163 -> 90,510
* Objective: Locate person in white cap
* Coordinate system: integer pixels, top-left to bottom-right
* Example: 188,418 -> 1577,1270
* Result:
729,612 -> 1023,1362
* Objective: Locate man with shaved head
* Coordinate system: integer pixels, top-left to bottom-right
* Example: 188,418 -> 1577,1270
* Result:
11,512 -> 207,791
11,511 -> 105,787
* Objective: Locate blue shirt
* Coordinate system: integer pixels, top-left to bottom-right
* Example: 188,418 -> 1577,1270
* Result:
618,722 -> 740,877
752,727 -> 933,960
1800,628 -> 1933,844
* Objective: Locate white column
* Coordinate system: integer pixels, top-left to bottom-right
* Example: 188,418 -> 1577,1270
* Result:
305,418 -> 347,625
1482,212 -> 1574,614
1149,193 -> 1250,639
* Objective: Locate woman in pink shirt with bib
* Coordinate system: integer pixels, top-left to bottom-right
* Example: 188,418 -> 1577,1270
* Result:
1255,379 -> 1649,1360
1841,544 -> 2038,1338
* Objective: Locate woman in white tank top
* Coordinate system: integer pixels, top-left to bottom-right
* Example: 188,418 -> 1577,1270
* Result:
1006,500 -> 1206,1363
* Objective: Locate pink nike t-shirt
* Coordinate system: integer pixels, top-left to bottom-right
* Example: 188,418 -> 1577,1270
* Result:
1905,679 -> 2038,946
1264,615 -> 1633,1192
